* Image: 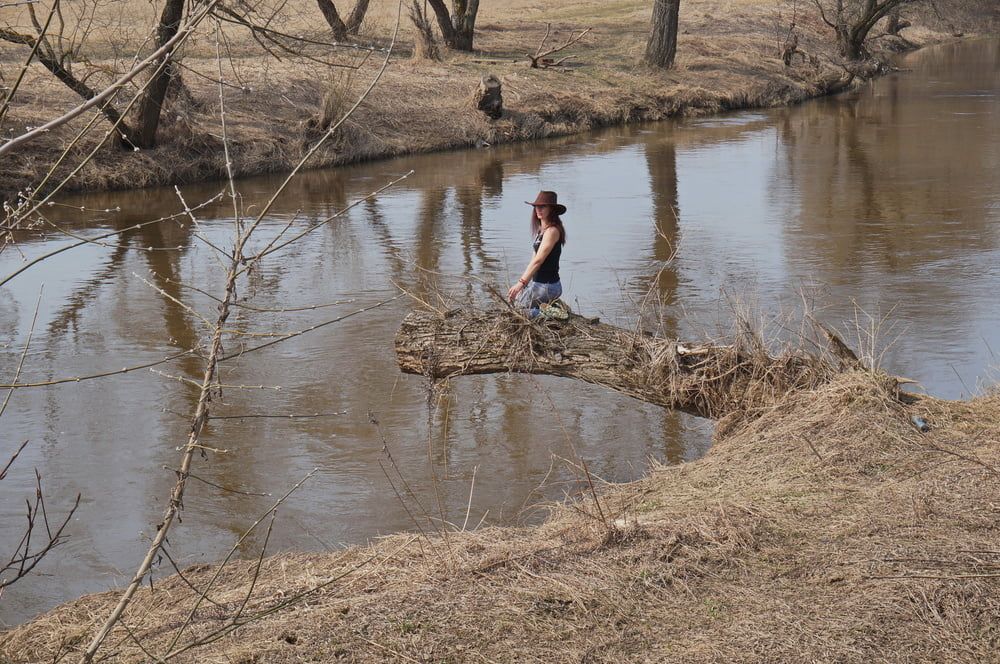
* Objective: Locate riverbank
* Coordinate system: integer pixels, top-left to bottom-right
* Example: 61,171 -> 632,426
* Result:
4,362 -> 999,661
1,0 -> 996,200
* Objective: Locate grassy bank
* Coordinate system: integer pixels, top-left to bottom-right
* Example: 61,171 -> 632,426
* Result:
3,367 -> 999,662
1,0 -> 995,199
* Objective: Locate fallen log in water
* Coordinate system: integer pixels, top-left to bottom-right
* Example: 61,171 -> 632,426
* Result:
395,308 -> 842,420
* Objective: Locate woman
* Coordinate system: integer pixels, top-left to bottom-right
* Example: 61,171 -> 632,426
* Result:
507,190 -> 567,317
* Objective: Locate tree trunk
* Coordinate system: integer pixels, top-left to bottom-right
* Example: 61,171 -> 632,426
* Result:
830,0 -> 912,61
838,25 -> 866,60
425,0 -> 457,47
452,0 -> 478,50
644,0 -> 680,69
131,0 -> 185,149
346,0 -> 370,34
394,308 -> 838,420
426,0 -> 478,51
316,0 -> 349,40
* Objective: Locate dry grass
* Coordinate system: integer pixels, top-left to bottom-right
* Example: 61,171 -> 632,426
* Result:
1,0 -> 996,198
3,361 -> 999,662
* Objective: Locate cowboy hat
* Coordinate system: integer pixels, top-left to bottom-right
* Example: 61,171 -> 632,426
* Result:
524,190 -> 567,215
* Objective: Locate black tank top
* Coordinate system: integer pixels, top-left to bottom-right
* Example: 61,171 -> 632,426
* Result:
532,229 -> 561,284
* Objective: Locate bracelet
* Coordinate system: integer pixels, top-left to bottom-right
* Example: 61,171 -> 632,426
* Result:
518,278 -> 528,286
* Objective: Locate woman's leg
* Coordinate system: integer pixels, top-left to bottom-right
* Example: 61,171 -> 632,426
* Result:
542,281 -> 562,304
517,281 -> 562,317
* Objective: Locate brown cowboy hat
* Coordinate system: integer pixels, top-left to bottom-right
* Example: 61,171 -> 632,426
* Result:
524,190 -> 567,215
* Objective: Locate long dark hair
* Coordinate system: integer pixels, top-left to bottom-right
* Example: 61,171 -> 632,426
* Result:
530,207 -> 566,245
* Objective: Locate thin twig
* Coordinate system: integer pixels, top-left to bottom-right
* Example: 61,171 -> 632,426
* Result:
162,469 -> 317,652
242,170 -> 414,268
162,466 -> 270,496
230,511 -> 276,624
162,276 -> 355,313
158,537 -> 416,661
0,0 -> 59,127
174,187 -> 233,264
462,465 -> 478,531
208,411 -> 346,420
1,194 -> 223,289
0,349 -> 199,390
219,294 -> 403,361
83,4 -> 407,659
528,25 -> 590,68
0,286 -> 42,419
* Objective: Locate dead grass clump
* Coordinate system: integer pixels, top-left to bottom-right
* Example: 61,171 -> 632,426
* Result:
407,0 -> 440,61
303,74 -> 366,150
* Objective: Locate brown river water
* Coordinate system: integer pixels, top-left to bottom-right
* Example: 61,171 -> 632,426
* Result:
2,38 -> 999,625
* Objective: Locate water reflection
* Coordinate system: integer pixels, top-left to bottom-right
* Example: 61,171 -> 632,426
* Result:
2,38 -> 999,625
642,130 -> 681,305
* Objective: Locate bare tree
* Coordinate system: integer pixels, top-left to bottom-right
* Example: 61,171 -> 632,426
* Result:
0,0 -> 208,150
426,0 -> 479,51
814,0 -> 919,60
0,0 -> 140,147
316,0 -> 371,40
129,0 -> 185,148
645,0 -> 681,69
0,0 -> 376,163
409,0 -> 440,60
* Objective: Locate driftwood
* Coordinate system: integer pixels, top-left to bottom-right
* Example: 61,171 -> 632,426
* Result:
395,308 -> 840,420
528,23 -> 591,68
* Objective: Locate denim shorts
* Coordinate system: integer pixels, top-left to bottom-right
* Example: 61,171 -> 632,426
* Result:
517,280 -> 562,317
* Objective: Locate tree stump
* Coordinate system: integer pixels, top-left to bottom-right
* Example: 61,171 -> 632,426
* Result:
474,74 -> 503,120
781,33 -> 799,67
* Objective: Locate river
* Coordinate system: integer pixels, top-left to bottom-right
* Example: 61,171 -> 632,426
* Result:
1,38 -> 998,625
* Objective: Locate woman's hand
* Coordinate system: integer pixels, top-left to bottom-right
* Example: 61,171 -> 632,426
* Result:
508,280 -> 525,303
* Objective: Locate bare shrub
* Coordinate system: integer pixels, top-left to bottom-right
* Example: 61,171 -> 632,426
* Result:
409,0 -> 440,61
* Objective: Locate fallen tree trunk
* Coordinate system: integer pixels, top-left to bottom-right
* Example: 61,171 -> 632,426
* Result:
395,308 -> 841,420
